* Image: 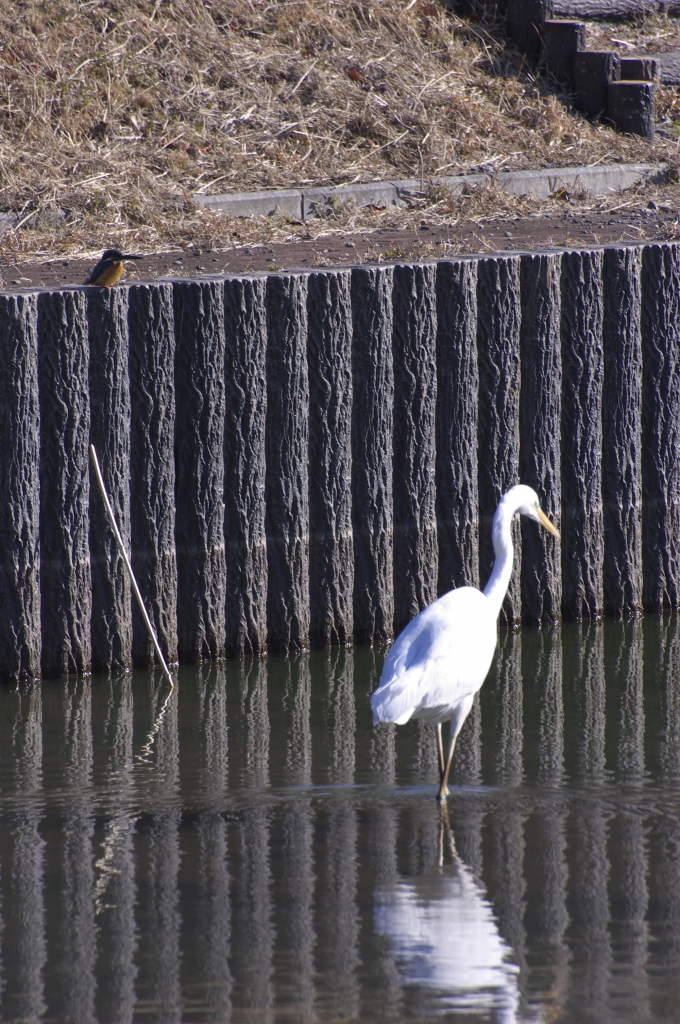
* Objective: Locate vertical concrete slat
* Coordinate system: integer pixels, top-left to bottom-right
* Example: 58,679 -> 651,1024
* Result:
224,277 -> 268,657
307,270 -> 354,647
641,242 -> 680,610
128,282 -> 178,667
392,263 -> 438,634
37,289 -> 91,677
477,255 -> 522,628
435,259 -> 479,594
87,287 -> 132,672
602,247 -> 643,618
265,274 -> 310,653
0,293 -> 41,681
520,252 -> 562,625
560,250 -> 604,621
174,280 -> 226,661
351,267 -> 394,644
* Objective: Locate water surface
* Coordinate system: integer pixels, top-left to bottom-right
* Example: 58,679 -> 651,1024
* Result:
1,616 -> 680,1023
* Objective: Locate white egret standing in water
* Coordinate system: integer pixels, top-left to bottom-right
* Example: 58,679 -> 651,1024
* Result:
371,485 -> 559,801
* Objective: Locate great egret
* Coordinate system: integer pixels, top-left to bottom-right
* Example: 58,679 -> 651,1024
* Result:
371,485 -> 559,801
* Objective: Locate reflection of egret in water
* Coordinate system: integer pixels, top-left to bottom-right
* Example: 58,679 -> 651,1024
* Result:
375,811 -> 522,1023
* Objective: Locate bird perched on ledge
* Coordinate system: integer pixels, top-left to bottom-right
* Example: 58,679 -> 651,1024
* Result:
85,249 -> 142,288
371,485 -> 560,803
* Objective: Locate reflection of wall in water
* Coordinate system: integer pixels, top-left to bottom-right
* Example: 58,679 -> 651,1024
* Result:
93,677 -> 137,1024
0,687 -> 47,1023
0,623 -> 677,1021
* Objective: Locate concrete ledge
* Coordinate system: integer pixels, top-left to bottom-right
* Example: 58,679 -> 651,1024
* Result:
196,188 -> 303,219
192,163 -> 665,220
0,164 -> 666,237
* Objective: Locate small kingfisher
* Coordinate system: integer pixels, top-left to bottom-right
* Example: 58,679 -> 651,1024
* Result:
85,249 -> 142,288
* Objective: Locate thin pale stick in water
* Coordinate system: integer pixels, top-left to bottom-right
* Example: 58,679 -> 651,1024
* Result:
89,444 -> 174,689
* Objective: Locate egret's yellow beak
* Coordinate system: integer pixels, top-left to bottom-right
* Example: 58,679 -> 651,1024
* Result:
538,507 -> 560,539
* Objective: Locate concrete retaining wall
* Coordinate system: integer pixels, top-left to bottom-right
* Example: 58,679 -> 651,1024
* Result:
1,242 -> 679,679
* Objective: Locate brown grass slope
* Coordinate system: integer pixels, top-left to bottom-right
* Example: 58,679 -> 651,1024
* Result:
0,0 -> 675,262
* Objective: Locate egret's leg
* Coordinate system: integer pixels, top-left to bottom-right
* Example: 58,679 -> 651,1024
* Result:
436,723 -> 445,779
435,695 -> 475,802
437,728 -> 458,802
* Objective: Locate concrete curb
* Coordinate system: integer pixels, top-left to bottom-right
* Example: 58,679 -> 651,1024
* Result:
193,163 -> 665,220
0,164 -> 665,236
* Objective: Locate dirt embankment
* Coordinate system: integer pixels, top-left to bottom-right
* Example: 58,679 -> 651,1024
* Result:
1,0 -> 679,270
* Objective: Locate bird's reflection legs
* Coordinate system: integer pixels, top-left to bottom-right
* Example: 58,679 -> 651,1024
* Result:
436,723 -> 445,779
437,726 -> 457,802
438,801 -> 457,866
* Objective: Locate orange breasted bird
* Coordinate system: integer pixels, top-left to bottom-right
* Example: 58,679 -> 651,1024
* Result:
85,249 -> 142,288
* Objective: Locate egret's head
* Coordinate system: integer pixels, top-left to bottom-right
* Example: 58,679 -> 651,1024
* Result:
512,483 -> 561,540
504,484 -> 560,538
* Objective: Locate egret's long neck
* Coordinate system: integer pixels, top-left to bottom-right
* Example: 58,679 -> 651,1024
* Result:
483,498 -> 516,617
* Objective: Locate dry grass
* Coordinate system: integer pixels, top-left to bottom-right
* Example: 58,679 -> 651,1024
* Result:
584,10 -> 680,53
0,0 -> 677,264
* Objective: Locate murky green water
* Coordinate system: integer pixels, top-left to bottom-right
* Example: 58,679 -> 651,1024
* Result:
1,617 -> 680,1023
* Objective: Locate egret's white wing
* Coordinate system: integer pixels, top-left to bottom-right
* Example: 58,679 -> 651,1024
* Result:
371,587 -> 497,725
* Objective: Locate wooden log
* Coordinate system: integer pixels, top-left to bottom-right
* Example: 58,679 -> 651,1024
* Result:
607,81 -> 656,141
265,274 -> 310,653
541,20 -> 586,89
128,282 -> 178,667
37,289 -> 91,676
0,293 -> 41,681
351,266 -> 394,644
560,250 -> 604,620
519,253 -> 562,625
174,280 -> 227,661
477,255 -> 522,628
506,0 -> 548,58
392,263 -> 438,634
87,286 -> 132,672
602,247 -> 643,618
435,259 -> 480,594
640,243 -> 680,611
307,270 -> 354,647
224,276 -> 268,657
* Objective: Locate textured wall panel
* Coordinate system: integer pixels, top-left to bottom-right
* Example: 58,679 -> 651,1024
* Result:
224,277 -> 268,656
307,270 -> 353,647
392,263 -> 438,634
436,260 -> 479,596
0,293 -> 41,680
351,266 -> 394,644
174,281 -> 226,660
87,287 -> 132,671
520,253 -> 562,625
641,243 -> 680,610
37,289 -> 91,677
561,250 -> 604,620
602,248 -> 643,617
128,283 -> 178,667
477,256 -> 522,628
265,274 -> 310,652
